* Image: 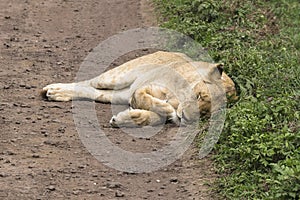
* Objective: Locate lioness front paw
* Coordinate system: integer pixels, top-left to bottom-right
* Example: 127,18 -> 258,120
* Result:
109,116 -> 119,128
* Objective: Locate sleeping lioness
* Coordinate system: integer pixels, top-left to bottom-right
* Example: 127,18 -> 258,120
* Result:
42,51 -> 237,127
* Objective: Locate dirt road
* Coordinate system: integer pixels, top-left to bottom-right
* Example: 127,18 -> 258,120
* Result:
0,0 -> 216,199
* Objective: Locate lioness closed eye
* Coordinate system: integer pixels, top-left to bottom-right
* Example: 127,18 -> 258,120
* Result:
42,51 -> 238,127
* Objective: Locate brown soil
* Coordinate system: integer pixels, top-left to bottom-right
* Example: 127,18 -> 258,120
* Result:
0,0 -> 218,199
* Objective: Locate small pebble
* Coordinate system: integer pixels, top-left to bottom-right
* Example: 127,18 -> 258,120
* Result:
115,191 -> 125,197
0,172 -> 9,177
32,154 -> 40,158
106,181 -> 122,189
47,186 -> 56,191
72,190 -> 80,195
170,177 -> 178,183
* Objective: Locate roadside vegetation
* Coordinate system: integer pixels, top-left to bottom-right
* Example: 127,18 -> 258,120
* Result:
153,0 -> 300,199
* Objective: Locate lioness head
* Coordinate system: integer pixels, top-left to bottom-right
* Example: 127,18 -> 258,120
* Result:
176,62 -> 238,124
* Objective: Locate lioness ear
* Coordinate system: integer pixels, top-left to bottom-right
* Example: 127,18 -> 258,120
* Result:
216,63 -> 224,75
204,63 -> 223,83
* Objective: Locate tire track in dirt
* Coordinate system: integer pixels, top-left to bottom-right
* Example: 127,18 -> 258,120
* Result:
0,0 -> 217,199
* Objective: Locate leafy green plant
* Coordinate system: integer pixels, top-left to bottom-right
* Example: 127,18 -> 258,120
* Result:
154,0 -> 300,199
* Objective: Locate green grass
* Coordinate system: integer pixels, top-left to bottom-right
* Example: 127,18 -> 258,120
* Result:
153,0 -> 300,199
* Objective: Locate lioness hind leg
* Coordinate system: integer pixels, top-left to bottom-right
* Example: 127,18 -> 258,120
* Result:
42,83 -> 98,101
42,83 -> 130,104
110,108 -> 164,127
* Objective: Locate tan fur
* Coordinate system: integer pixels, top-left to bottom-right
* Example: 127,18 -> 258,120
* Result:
43,51 -> 238,127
